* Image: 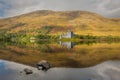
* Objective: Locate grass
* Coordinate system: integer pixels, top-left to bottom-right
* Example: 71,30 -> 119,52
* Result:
1,31 -> 120,44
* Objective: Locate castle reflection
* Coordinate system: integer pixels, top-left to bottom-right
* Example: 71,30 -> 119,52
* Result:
59,41 -> 76,49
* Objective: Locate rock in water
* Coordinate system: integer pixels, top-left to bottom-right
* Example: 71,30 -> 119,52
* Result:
24,68 -> 33,75
37,60 -> 51,70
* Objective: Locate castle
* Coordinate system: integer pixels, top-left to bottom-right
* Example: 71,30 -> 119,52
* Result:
60,31 -> 75,39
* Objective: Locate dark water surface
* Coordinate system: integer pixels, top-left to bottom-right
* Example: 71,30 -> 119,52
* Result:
0,60 -> 120,80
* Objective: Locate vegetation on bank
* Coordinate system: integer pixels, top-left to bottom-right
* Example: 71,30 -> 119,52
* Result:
59,34 -> 120,42
37,34 -> 59,39
0,32 -> 120,45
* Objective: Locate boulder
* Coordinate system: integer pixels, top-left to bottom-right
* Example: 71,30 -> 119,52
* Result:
24,68 -> 33,75
37,60 -> 51,70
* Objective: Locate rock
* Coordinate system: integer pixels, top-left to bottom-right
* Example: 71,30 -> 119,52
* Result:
24,68 -> 33,75
37,60 -> 51,70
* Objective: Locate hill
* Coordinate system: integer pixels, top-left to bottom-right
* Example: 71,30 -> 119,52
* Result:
0,10 -> 120,36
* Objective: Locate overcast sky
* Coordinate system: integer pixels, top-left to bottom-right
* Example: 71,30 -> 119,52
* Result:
0,0 -> 120,18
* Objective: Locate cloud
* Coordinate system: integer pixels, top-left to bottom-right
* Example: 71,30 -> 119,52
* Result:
0,0 -> 11,17
0,0 -> 120,18
96,0 -> 120,17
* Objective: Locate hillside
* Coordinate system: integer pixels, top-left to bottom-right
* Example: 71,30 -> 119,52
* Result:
0,10 -> 120,36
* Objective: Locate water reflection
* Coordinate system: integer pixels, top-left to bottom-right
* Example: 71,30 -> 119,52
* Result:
59,41 -> 76,49
0,40 -> 120,68
0,60 -> 120,80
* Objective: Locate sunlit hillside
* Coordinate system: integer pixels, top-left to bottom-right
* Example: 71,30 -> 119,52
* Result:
0,10 -> 120,36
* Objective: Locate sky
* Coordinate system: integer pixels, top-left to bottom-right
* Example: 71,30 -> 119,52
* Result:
0,0 -> 120,18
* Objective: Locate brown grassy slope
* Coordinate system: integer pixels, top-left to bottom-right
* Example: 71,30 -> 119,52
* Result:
0,10 -> 120,36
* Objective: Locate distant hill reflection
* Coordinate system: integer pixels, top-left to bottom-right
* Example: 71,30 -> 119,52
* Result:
0,40 -> 120,68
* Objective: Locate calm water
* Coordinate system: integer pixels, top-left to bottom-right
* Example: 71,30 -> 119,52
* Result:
0,41 -> 120,79
0,41 -> 120,67
0,60 -> 120,80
